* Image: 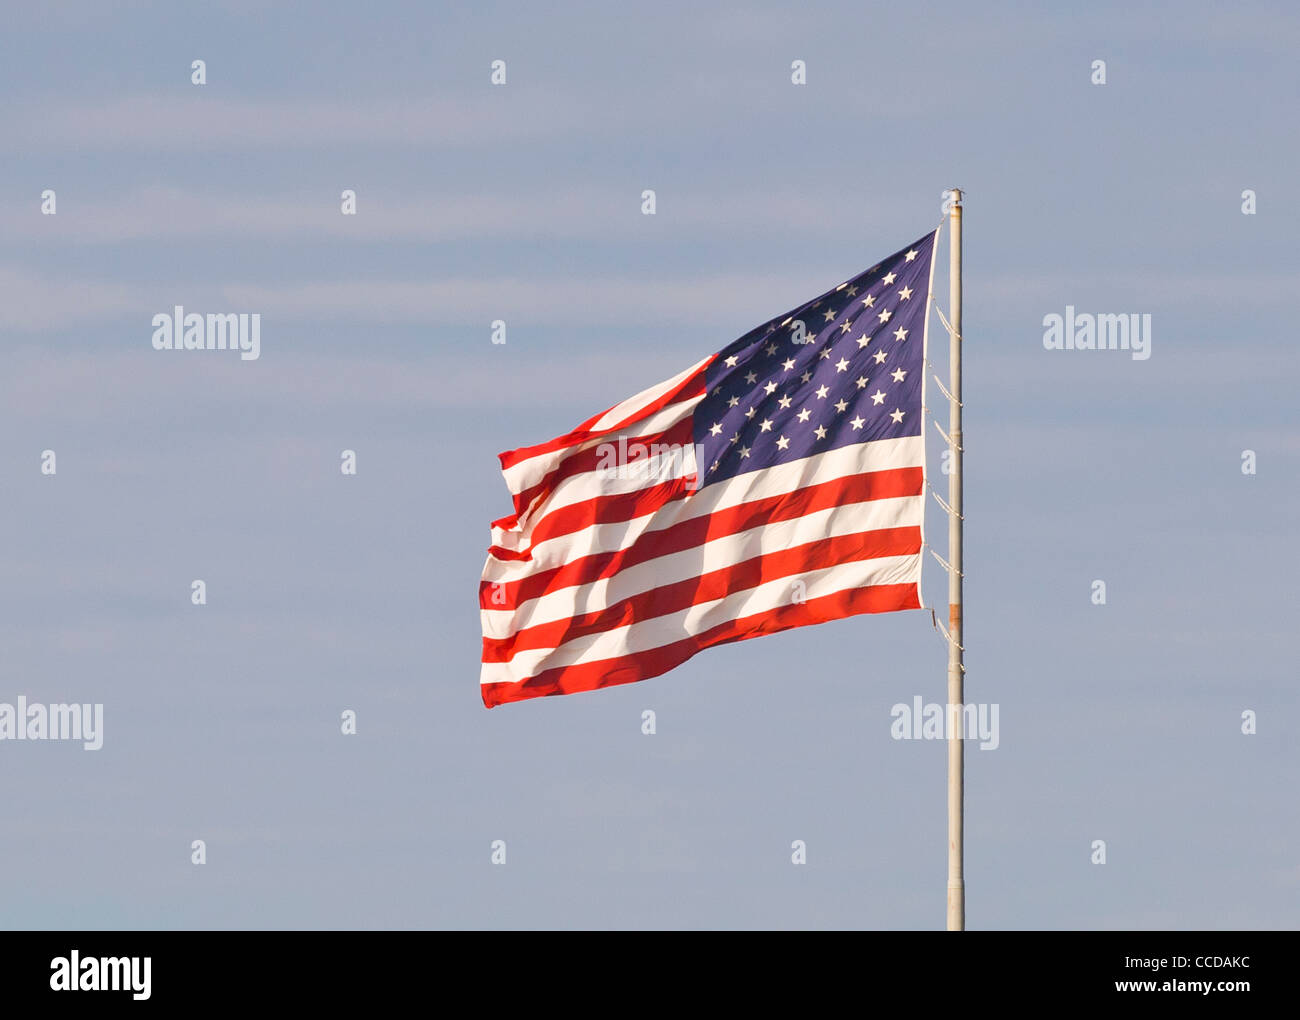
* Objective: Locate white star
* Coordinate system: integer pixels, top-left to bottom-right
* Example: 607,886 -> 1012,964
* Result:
730,432 -> 739,444
872,349 -> 888,364
893,327 -> 908,341
882,271 -> 896,284
871,389 -> 886,405
800,370 -> 813,383
782,358 -> 796,371
856,334 -> 871,349
822,309 -> 836,322
745,406 -> 756,419
839,321 -> 852,334
891,368 -> 907,383
740,445 -> 752,458
776,435 -> 790,450
815,385 -> 830,399
814,425 -> 828,440
855,375 -> 869,389
834,398 -> 849,413
898,286 -> 913,300
745,371 -> 758,384
819,348 -> 832,360
710,461 -> 719,472
846,285 -> 858,296
850,415 -> 866,429
765,342 -> 778,356
835,357 -> 850,372
889,408 -> 905,423
878,308 -> 891,323
709,422 -> 723,436
861,294 -> 876,308
764,380 -> 778,394
778,394 -> 793,409
759,418 -> 774,432
727,396 -> 740,408
724,355 -> 739,367
796,408 -> 811,422
904,249 -> 917,262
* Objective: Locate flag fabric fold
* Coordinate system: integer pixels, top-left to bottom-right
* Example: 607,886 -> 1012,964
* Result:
480,230 -> 939,707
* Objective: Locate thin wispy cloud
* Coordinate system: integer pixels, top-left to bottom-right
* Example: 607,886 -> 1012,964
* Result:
4,261 -> 1294,334
2,93 -> 590,151
3,186 -> 897,244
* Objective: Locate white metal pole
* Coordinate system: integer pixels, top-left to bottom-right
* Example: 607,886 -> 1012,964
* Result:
946,189 -> 965,931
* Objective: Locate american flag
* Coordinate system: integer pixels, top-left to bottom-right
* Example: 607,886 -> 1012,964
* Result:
480,230 -> 938,707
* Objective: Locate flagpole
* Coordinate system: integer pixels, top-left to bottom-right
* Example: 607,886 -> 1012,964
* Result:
946,189 -> 965,931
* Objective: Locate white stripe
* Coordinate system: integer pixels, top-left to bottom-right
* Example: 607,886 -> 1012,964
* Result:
499,357 -> 709,497
491,427 -> 702,555
480,552 -> 919,685
483,494 -> 921,640
591,356 -> 710,430
499,389 -> 705,506
511,424 -> 701,530
485,434 -> 923,577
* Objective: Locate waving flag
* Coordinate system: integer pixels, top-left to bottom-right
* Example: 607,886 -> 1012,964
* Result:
480,230 -> 939,707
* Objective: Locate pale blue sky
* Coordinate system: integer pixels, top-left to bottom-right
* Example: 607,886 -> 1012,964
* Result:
1,0 -> 1296,929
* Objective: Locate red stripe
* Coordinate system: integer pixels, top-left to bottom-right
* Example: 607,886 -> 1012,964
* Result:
489,476 -> 689,561
481,583 -> 920,707
486,544 -> 531,562
481,465 -> 922,608
510,417 -> 696,525
498,363 -> 709,475
524,475 -> 689,549
483,525 -> 920,662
